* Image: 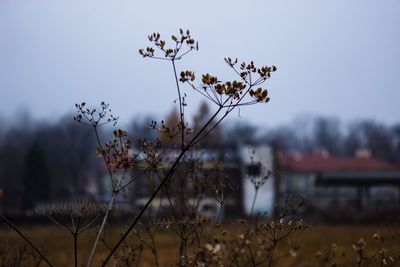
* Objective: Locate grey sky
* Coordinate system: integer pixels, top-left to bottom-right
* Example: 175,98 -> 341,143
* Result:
1,0 -> 399,128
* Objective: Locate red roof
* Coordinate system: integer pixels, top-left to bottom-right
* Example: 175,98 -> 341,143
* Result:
279,153 -> 400,172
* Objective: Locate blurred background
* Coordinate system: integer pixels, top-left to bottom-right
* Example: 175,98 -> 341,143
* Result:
1,0 -> 400,222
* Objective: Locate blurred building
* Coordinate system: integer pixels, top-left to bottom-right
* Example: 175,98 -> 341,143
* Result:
129,145 -> 245,218
5,142 -> 399,222
130,145 -> 275,218
277,150 -> 400,220
110,145 -> 400,221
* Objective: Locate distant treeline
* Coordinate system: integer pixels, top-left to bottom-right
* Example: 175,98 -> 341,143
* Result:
0,115 -> 99,214
0,113 -> 399,213
225,116 -> 400,163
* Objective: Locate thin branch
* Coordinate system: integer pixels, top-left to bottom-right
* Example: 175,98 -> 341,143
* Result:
78,214 -> 101,235
250,189 -> 259,217
100,106 -> 223,267
147,56 -> 171,61
171,60 -> 185,150
116,150 -> 165,193
93,126 -> 115,189
46,215 -> 72,234
86,193 -> 117,267
193,88 -> 219,105
175,48 -> 193,60
0,215 -> 54,267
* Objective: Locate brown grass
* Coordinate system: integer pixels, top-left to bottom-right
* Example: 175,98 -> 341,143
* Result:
1,223 -> 399,266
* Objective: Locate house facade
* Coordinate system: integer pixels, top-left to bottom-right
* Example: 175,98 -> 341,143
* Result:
99,144 -> 400,221
277,151 -> 400,220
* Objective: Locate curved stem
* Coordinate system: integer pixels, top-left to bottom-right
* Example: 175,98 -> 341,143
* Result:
86,124 -> 120,267
0,215 -> 54,267
93,126 -> 114,188
250,189 -> 258,217
209,201 -> 224,235
101,149 -> 187,267
100,107 -> 222,267
73,233 -> 78,267
86,192 -> 116,267
171,60 -> 185,150
267,240 -> 277,267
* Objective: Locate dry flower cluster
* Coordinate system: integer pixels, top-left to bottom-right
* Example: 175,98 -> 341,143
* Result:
1,29 -> 399,267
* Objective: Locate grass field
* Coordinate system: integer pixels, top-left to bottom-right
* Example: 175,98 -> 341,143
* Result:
1,222 -> 399,266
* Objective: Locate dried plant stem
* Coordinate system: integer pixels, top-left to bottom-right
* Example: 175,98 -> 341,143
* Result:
0,215 -> 54,267
86,192 -> 116,267
145,224 -> 160,267
73,233 -> 78,267
102,86 -> 253,266
86,125 -> 116,267
209,202 -> 224,235
101,148 -> 187,267
228,229 -> 251,267
247,245 -> 257,267
250,189 -> 259,217
73,216 -> 82,267
101,107 -> 222,266
179,237 -> 188,265
171,60 -> 185,150
93,126 -> 114,185
268,240 -> 277,267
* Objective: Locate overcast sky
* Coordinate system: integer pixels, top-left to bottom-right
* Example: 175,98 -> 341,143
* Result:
1,0 -> 399,128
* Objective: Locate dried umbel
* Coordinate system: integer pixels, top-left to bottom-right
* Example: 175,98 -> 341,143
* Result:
2,29 -> 281,267
314,232 -> 397,267
139,29 -> 198,60
180,59 -> 276,108
36,200 -> 108,218
96,129 -> 135,171
36,200 -> 109,237
200,218 -> 309,267
155,216 -> 208,233
34,200 -> 111,267
74,101 -> 118,127
208,162 -> 236,206
259,218 -> 308,241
